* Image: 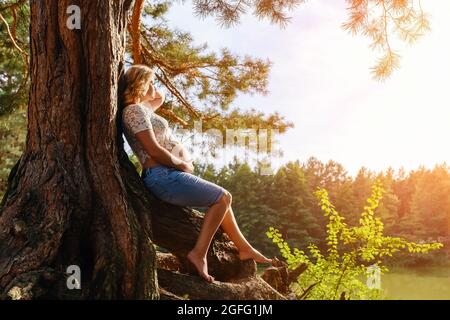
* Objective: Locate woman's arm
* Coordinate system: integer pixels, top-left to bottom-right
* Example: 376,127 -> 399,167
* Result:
146,86 -> 165,109
172,141 -> 193,163
135,129 -> 193,172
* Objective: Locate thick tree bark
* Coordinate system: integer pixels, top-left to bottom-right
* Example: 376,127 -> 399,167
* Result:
156,252 -> 285,300
158,269 -> 285,300
0,0 -> 159,299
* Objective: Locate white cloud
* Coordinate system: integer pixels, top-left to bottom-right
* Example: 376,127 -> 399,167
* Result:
166,0 -> 450,175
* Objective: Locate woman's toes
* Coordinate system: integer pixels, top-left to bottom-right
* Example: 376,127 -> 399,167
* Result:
262,256 -> 273,264
256,253 -> 272,264
239,248 -> 272,264
254,253 -> 272,264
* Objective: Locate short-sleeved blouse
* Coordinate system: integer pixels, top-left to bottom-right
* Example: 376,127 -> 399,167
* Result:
122,103 -> 180,165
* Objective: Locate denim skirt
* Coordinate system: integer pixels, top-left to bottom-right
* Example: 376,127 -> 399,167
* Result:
141,165 -> 226,208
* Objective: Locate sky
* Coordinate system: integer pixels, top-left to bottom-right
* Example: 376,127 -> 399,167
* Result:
165,0 -> 450,176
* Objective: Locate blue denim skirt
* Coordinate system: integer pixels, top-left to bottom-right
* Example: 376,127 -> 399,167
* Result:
142,165 -> 226,208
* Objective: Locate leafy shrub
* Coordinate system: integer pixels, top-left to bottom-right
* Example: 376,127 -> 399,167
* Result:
267,180 -> 443,300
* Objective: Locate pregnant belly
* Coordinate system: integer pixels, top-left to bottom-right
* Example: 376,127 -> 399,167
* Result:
164,140 -> 192,162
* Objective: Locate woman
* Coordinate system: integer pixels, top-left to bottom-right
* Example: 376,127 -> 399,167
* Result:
121,64 -> 271,283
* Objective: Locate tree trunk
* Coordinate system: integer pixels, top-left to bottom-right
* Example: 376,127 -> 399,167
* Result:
0,0 -> 159,299
0,0 -> 284,300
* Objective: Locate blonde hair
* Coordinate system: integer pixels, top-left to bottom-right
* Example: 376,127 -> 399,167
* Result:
122,64 -> 155,106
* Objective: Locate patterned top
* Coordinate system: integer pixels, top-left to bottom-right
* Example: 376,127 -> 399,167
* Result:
122,103 -> 180,165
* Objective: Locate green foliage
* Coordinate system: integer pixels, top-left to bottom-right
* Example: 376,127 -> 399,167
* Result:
267,180 -> 443,300
0,1 -> 30,115
129,154 -> 142,176
196,158 -> 450,266
0,106 -> 27,199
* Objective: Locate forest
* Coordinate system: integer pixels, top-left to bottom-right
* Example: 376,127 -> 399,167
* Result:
193,158 -> 450,267
1,0 -> 449,300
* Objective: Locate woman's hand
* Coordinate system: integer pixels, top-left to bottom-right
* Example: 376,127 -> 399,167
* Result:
144,86 -> 165,109
177,160 -> 194,174
148,83 -> 157,100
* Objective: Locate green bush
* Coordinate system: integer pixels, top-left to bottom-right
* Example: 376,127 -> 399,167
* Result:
267,180 -> 443,300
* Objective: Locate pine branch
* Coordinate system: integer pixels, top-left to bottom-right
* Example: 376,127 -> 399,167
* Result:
128,0 -> 145,64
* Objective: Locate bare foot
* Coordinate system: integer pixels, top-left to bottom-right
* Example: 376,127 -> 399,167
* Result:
187,250 -> 215,283
239,247 -> 272,264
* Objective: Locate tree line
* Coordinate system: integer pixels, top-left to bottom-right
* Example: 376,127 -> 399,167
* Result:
194,157 -> 450,267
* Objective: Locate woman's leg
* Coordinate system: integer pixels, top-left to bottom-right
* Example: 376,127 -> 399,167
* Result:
220,205 -> 272,263
187,191 -> 231,282
188,194 -> 271,282
145,168 -> 271,280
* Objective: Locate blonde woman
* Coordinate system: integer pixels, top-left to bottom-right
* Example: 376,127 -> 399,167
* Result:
121,64 -> 271,283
